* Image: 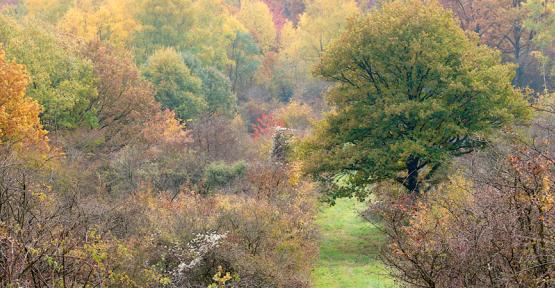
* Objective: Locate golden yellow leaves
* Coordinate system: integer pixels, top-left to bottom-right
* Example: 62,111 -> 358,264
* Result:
238,0 -> 277,53
58,0 -> 140,45
0,49 -> 48,150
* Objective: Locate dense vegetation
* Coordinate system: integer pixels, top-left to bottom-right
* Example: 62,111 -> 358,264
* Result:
0,0 -> 553,287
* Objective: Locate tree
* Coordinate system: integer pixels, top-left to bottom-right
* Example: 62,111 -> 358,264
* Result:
227,31 -> 261,95
58,0 -> 140,46
23,0 -> 72,22
237,0 -> 277,52
187,0 -> 247,70
0,15 -> 97,130
132,0 -> 194,61
262,0 -> 305,27
80,41 -> 161,149
144,48 -> 207,121
440,0 -> 546,90
524,0 -> 555,93
279,0 -> 359,78
0,49 -> 47,148
183,53 -> 237,115
303,0 -> 530,197
375,97 -> 555,286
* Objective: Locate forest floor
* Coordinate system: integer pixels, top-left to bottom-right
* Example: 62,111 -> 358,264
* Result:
311,198 -> 396,288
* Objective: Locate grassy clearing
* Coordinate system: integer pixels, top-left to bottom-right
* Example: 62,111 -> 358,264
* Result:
312,198 -> 395,288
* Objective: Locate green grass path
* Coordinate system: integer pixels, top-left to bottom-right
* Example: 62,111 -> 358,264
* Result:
311,198 -> 395,288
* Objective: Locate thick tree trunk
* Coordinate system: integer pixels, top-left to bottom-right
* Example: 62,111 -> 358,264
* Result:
405,156 -> 420,196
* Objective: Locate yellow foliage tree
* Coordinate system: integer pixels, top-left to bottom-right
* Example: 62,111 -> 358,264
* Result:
280,0 -> 360,76
187,0 -> 247,69
276,0 -> 360,94
0,49 -> 47,149
274,101 -> 314,131
58,0 -> 140,46
237,0 -> 277,53
24,0 -> 72,22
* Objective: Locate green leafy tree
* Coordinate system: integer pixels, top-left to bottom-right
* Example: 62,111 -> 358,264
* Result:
0,15 -> 97,130
24,0 -> 73,23
524,0 -> 555,92
186,0 -> 246,70
144,48 -> 207,121
183,52 -> 237,116
132,0 -> 248,71
227,31 -> 261,95
303,0 -> 530,198
132,0 -> 194,61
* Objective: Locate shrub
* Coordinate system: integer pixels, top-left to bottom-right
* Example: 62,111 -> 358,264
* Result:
204,161 -> 247,191
373,149 -> 555,287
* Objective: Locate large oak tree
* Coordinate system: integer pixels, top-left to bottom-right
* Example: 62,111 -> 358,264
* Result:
304,0 -> 530,198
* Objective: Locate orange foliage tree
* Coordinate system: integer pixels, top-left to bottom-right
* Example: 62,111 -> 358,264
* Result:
0,49 -> 47,149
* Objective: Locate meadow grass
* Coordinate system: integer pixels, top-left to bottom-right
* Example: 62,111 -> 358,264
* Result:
312,198 -> 396,288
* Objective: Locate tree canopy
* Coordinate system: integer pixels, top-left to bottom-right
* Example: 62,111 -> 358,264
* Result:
303,0 -> 530,198
144,47 -> 207,121
0,48 -> 47,148
0,15 -> 97,130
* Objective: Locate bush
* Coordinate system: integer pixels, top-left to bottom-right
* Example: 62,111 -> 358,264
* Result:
372,148 -> 555,287
106,160 -> 318,288
204,161 -> 246,192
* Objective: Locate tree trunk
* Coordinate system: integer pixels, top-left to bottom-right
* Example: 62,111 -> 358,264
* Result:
405,156 -> 420,196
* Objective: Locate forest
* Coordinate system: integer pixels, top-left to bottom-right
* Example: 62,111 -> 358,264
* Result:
0,0 -> 554,287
